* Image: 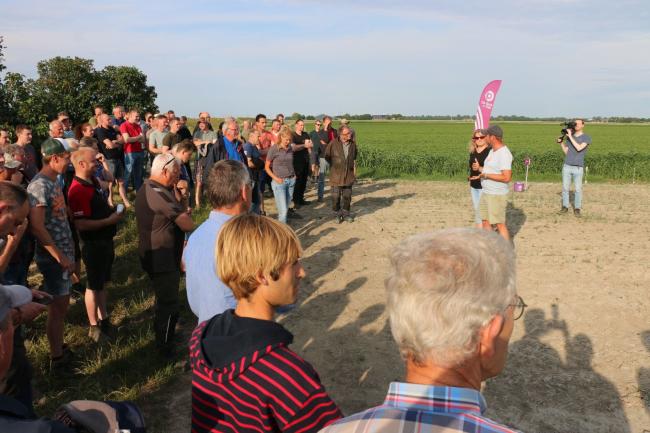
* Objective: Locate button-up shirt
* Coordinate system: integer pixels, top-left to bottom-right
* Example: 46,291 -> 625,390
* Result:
183,210 -> 236,323
319,382 -> 520,433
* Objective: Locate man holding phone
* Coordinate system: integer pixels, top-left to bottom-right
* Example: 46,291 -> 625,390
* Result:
67,147 -> 123,342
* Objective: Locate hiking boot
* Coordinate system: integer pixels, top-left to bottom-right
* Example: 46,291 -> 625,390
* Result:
49,346 -> 74,371
574,208 -> 581,217
88,325 -> 109,343
99,319 -> 115,339
558,207 -> 569,214
287,209 -> 302,219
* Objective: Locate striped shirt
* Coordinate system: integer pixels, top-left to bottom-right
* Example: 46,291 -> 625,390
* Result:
319,382 -> 521,433
190,318 -> 342,433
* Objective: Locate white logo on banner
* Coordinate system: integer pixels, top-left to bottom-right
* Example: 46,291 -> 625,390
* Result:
485,90 -> 495,102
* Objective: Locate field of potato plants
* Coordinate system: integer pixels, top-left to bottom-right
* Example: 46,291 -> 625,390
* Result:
349,121 -> 650,182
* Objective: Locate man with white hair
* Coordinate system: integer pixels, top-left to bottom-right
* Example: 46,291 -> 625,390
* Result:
321,228 -> 525,433
135,153 -> 193,355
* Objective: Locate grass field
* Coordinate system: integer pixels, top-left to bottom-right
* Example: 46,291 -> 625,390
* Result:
190,119 -> 650,182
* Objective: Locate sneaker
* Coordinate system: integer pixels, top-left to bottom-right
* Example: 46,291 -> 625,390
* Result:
345,215 -> 355,223
317,197 -> 323,203
558,207 -> 569,214
574,208 -> 581,217
287,210 -> 303,219
299,200 -> 312,205
338,215 -> 345,224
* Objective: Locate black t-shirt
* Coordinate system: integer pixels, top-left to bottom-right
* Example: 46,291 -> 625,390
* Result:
291,131 -> 311,165
135,179 -> 184,274
469,146 -> 490,189
178,126 -> 193,141
95,126 -> 122,160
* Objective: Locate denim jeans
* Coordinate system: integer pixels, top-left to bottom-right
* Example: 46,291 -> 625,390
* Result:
562,164 -> 584,209
124,151 -> 144,192
470,187 -> 483,225
271,177 -> 296,223
318,158 -> 329,199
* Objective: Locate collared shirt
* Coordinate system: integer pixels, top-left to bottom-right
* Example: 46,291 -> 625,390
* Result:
135,179 -> 184,274
184,210 -> 236,323
320,382 -> 520,433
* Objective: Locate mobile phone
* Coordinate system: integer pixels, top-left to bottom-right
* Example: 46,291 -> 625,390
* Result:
34,295 -> 54,306
116,204 -> 125,214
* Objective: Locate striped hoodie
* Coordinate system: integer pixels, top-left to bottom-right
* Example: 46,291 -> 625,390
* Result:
190,309 -> 342,433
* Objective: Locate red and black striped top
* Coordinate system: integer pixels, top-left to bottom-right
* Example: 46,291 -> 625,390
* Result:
189,311 -> 342,433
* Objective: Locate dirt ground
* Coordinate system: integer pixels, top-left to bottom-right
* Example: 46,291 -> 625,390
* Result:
143,179 -> 650,433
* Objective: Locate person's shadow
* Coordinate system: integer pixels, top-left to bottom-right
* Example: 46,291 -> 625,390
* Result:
638,330 -> 650,415
484,308 -> 631,433
506,201 -> 526,240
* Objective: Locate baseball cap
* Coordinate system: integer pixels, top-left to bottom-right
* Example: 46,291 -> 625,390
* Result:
3,152 -> 22,169
57,400 -> 146,433
486,124 -> 503,139
0,285 -> 32,324
40,137 -> 68,157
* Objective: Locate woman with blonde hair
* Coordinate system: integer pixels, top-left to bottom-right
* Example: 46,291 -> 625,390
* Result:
468,129 -> 490,227
265,125 -> 299,223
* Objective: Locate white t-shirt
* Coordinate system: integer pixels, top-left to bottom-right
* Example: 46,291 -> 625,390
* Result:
481,146 -> 512,195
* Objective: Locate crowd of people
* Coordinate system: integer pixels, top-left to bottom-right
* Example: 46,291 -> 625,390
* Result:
0,106 -> 555,432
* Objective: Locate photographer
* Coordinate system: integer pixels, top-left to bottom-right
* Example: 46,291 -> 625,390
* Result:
557,119 -> 591,217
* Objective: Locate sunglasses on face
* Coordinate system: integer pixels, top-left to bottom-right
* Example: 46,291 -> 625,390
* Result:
472,136 -> 486,140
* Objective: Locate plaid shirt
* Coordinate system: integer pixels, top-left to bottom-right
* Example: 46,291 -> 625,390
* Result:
320,382 -> 521,433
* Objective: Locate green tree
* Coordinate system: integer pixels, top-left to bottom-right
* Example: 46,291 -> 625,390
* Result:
95,65 -> 158,115
290,112 -> 303,121
34,56 -> 98,124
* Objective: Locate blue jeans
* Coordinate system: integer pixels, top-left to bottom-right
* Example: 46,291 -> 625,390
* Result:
318,158 -> 329,200
470,187 -> 483,225
562,164 -> 584,209
271,177 -> 296,223
124,151 -> 144,192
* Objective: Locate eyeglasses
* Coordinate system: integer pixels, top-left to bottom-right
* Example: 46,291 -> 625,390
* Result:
315,123 -> 321,126
509,295 -> 528,320
162,157 -> 177,171
472,136 -> 486,141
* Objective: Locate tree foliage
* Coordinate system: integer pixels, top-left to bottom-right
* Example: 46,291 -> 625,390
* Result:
0,42 -> 158,135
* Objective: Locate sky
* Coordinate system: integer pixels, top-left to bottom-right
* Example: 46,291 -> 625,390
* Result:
2,0 -> 650,118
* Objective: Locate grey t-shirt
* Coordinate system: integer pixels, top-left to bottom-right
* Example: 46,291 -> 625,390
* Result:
149,130 -> 168,150
267,145 -> 295,179
564,133 -> 591,167
27,173 -> 75,261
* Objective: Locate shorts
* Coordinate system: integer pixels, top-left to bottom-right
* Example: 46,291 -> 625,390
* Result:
106,159 -> 125,180
35,256 -> 72,297
81,239 -> 114,291
479,193 -> 508,224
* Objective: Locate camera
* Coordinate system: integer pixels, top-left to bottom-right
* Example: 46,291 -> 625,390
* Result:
561,120 -> 577,136
557,120 -> 577,143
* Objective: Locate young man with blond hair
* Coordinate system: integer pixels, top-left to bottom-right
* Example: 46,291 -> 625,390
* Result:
189,214 -> 342,433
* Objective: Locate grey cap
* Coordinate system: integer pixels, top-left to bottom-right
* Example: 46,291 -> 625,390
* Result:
3,152 -> 22,169
0,285 -> 32,323
486,124 -> 503,139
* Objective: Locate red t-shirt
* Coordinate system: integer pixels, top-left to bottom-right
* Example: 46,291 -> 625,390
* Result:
119,121 -> 143,153
258,130 -> 274,160
68,176 -> 116,240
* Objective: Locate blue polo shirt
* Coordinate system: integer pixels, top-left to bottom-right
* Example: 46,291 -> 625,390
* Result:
183,210 -> 237,323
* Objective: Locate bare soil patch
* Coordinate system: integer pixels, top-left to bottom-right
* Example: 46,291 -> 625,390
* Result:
142,179 -> 650,433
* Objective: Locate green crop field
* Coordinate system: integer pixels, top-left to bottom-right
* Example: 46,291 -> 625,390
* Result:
346,121 -> 649,182
188,119 -> 649,182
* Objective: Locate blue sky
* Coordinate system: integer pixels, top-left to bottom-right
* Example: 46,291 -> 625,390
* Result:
2,0 -> 649,117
